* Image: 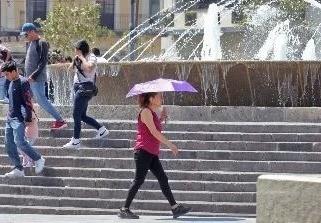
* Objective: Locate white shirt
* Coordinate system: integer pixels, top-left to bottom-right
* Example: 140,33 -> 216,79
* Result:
96,57 -> 108,63
73,53 -> 97,84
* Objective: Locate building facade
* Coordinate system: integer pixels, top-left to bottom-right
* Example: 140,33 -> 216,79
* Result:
0,0 -> 160,33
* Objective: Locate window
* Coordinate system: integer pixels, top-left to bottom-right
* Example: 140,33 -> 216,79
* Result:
97,0 -> 115,29
33,0 -> 47,21
150,0 -> 160,17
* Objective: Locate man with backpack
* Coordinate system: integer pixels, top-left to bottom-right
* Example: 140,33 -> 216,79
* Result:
21,23 -> 67,130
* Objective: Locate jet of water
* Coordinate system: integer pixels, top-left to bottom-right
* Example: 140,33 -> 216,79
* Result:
201,3 -> 222,61
302,38 -> 317,60
105,0 -> 200,62
304,0 -> 321,9
272,33 -> 288,60
256,20 -> 290,60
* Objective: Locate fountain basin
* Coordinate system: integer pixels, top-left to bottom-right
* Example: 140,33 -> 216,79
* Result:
48,61 -> 321,107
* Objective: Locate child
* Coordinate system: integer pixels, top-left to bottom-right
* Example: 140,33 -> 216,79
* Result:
20,110 -> 39,167
118,92 -> 190,219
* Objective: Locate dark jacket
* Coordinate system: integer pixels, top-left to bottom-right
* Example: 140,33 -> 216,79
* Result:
7,77 -> 33,122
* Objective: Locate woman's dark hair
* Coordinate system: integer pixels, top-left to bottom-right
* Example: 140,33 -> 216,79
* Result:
138,92 -> 158,108
74,39 -> 90,57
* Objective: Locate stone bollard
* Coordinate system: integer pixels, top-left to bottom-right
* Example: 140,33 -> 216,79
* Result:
257,174 -> 321,223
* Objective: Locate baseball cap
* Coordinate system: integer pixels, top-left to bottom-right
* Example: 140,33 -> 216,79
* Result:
20,23 -> 37,36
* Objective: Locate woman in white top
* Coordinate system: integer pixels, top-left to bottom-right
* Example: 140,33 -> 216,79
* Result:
63,40 -> 108,149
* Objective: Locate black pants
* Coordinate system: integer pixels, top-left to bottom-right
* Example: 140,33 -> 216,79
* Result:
124,149 -> 177,208
73,88 -> 102,139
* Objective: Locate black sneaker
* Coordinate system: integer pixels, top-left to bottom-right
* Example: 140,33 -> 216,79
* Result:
118,208 -> 139,219
172,204 -> 191,219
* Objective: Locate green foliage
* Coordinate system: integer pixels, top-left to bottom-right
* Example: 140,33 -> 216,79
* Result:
239,0 -> 307,22
37,0 -> 109,54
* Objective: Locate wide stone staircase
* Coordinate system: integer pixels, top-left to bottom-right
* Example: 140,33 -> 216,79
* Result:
1,105 -> 321,217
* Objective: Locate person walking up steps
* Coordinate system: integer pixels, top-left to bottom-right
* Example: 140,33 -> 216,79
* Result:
21,23 -> 67,130
63,40 -> 108,149
118,92 -> 191,219
1,61 -> 45,177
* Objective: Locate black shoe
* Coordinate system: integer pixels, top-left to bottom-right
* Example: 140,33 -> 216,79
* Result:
172,204 -> 191,219
118,208 -> 139,219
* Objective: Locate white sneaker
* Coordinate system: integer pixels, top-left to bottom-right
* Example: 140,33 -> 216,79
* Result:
95,126 -> 109,139
63,137 -> 81,149
4,168 -> 25,178
35,157 -> 45,174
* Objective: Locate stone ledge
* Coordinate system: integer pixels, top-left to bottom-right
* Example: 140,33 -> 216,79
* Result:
257,174 -> 321,223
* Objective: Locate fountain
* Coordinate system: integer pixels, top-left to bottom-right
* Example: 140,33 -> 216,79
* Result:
201,3 -> 222,61
47,0 -> 321,107
302,38 -> 317,60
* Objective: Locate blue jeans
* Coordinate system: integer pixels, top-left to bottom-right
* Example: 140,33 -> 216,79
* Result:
73,89 -> 102,139
30,81 -> 63,121
0,77 -> 5,100
5,118 -> 41,170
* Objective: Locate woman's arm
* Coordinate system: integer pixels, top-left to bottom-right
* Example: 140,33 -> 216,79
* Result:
78,54 -> 96,74
141,108 -> 178,156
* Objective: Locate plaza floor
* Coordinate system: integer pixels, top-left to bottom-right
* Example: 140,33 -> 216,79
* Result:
0,215 -> 256,223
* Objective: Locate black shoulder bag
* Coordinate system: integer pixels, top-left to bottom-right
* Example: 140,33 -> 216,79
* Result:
75,62 -> 98,97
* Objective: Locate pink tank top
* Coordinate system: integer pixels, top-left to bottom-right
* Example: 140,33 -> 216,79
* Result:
134,108 -> 162,156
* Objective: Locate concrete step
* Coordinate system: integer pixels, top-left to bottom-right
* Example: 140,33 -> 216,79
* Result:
0,176 -> 257,192
0,166 -> 261,182
0,194 -> 256,213
2,104 -> 320,123
2,155 -> 321,172
4,128 -> 321,142
4,118 -> 321,133
0,205 -> 256,217
1,136 -> 320,152
0,136 -> 131,148
0,185 -> 256,202
1,145 -> 321,161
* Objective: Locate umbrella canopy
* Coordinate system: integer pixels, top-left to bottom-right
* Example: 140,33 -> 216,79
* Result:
126,78 -> 198,98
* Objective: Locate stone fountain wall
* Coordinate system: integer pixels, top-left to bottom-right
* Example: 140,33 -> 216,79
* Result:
48,61 -> 321,107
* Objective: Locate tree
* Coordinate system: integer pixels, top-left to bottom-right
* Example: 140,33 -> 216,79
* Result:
37,0 -> 103,54
239,0 -> 307,21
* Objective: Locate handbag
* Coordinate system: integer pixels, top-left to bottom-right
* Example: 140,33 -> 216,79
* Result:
75,64 -> 98,97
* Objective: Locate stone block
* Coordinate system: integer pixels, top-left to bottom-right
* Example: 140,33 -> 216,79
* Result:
257,174 -> 321,223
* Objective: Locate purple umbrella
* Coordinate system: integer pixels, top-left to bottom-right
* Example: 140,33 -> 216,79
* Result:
126,78 -> 198,98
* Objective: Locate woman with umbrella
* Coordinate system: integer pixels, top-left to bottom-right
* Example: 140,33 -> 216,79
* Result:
118,78 -> 197,219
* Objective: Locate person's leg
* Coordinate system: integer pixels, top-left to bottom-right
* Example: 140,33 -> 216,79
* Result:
150,156 -> 177,206
119,150 -> 153,219
124,150 -> 152,208
79,95 -> 102,130
72,91 -> 88,139
5,120 -> 23,170
0,77 -> 5,100
11,119 -> 45,174
150,156 -> 191,218
30,81 -> 63,121
11,119 -> 41,162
